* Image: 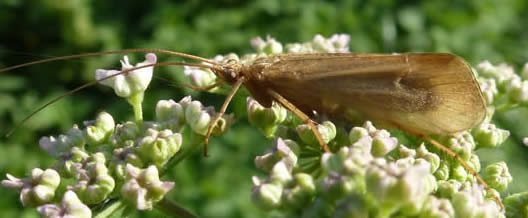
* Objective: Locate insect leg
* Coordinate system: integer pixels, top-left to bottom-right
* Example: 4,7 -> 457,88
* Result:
183,81 -> 224,92
203,77 -> 246,156
266,89 -> 332,153
424,135 -> 504,211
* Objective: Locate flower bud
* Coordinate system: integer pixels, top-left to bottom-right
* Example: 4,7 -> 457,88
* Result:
281,173 -> 316,209
39,125 -> 86,158
479,78 -> 498,104
255,138 -> 298,172
451,163 -> 468,182
370,130 -> 398,157
95,53 -> 156,98
418,196 -> 455,218
155,99 -> 185,131
416,144 -> 440,173
472,122 -> 509,149
2,168 -> 60,207
251,36 -> 283,54
297,121 -> 336,146
121,165 -> 175,210
84,111 -> 115,146
452,184 -> 503,218
137,129 -> 182,168
70,153 -> 115,204
504,192 -> 528,218
484,161 -> 512,192
349,126 -> 369,144
434,161 -> 450,181
37,191 -> 91,218
246,97 -> 287,137
251,183 -> 282,210
185,100 -> 211,135
113,121 -> 140,147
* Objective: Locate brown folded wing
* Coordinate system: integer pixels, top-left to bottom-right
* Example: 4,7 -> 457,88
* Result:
253,53 -> 486,135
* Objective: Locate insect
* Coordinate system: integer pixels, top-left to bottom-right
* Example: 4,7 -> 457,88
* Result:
1,49 -> 501,210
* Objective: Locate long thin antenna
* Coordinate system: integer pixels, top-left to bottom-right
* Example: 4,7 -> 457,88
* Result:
5,61 -> 219,137
0,49 -> 219,73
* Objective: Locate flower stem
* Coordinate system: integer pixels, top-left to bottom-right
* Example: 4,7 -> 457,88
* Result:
127,92 -> 144,128
156,198 -> 197,218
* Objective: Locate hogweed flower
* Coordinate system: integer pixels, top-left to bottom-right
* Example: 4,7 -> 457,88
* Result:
247,97 -> 288,137
121,164 -> 175,210
2,168 -> 60,207
39,125 -> 85,158
37,191 -> 91,218
95,53 -> 156,98
484,161 -> 512,192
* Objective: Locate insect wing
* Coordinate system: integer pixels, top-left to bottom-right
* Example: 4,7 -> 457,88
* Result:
260,53 -> 486,135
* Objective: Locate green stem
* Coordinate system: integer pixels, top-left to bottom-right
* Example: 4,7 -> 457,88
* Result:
156,198 -> 198,218
93,200 -> 128,218
163,132 -> 204,172
127,92 -> 144,128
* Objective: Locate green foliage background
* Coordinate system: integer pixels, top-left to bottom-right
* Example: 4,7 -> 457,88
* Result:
1,0 -> 528,217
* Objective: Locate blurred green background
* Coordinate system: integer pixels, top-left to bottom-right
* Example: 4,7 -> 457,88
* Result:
1,0 -> 528,217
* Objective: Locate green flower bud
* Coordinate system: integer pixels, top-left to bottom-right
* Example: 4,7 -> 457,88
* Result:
444,132 -> 475,161
251,182 -> 282,210
137,129 -> 182,168
477,61 -> 518,91
472,122 -> 509,149
39,125 -> 86,158
452,184 -> 503,218
419,196 -> 455,218
297,121 -> 336,146
2,168 -> 60,207
281,173 -> 316,209
155,99 -> 185,132
312,34 -> 351,53
478,78 -> 498,105
95,53 -> 156,98
70,153 -> 115,204
366,160 -> 432,214
184,65 -> 218,90
508,79 -> 528,105
113,121 -> 140,147
255,138 -> 298,172
417,144 -> 440,173
247,97 -> 287,137
484,161 -> 512,192
436,179 -> 462,199
371,130 -> 398,157
54,148 -> 86,178
434,161 -> 450,181
185,100 -> 234,136
399,144 -> 417,158
121,165 -> 175,210
251,36 -> 283,54
319,173 -> 358,202
451,163 -> 468,182
111,145 -> 144,181
467,154 -> 481,173
84,111 -> 115,146
504,192 -> 528,218
349,126 -> 369,144
270,160 -> 293,185
37,191 -> 91,218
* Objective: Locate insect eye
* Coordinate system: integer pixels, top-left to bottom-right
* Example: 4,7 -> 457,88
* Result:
226,59 -> 237,64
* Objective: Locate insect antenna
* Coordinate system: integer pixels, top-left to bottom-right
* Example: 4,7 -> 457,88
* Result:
423,135 -> 504,211
0,48 -> 219,73
203,77 -> 246,156
5,61 -> 221,137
